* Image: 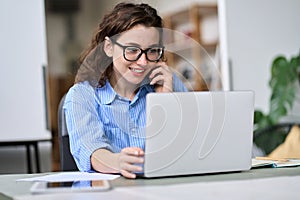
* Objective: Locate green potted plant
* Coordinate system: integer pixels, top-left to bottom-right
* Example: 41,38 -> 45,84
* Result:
254,50 -> 300,154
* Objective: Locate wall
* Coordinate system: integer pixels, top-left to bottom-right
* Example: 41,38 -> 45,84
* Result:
219,0 -> 300,121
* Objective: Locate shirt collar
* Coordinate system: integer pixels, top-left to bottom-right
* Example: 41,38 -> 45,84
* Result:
96,79 -> 155,105
131,84 -> 155,104
96,80 -> 117,105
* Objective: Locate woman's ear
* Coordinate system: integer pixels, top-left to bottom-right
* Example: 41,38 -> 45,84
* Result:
103,36 -> 113,57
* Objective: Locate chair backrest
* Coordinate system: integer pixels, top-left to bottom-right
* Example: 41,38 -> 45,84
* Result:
58,95 -> 78,171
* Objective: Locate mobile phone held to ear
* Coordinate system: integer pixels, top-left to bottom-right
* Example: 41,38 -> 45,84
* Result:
30,180 -> 111,194
146,66 -> 163,85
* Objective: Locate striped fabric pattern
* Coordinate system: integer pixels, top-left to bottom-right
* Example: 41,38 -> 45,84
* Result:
63,74 -> 187,172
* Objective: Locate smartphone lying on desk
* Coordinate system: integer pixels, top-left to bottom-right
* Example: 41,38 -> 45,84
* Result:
30,180 -> 110,194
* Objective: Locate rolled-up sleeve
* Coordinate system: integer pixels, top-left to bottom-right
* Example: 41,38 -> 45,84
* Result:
63,82 -> 112,172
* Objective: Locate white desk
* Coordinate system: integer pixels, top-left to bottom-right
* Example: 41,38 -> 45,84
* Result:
1,167 -> 300,200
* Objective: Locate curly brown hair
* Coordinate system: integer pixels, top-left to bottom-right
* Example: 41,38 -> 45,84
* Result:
75,2 -> 164,87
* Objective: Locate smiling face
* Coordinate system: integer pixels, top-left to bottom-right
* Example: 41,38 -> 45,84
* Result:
107,25 -> 161,89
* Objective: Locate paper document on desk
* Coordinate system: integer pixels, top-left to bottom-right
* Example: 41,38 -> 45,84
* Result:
16,172 -> 120,182
251,158 -> 300,169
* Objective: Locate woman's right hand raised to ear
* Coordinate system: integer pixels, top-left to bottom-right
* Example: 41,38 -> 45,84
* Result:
149,61 -> 173,93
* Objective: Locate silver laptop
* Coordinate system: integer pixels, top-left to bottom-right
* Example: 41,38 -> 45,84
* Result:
142,91 -> 254,178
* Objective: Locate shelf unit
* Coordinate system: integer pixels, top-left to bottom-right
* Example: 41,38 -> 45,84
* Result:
163,4 -> 220,91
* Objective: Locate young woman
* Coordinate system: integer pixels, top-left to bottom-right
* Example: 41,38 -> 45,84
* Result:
64,2 -> 187,179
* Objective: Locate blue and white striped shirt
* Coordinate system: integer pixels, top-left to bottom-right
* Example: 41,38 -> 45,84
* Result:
63,74 -> 187,172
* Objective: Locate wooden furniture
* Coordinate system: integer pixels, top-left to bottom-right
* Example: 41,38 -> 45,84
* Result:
163,4 -> 220,91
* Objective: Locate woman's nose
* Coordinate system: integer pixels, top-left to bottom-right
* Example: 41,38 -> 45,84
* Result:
136,52 -> 148,65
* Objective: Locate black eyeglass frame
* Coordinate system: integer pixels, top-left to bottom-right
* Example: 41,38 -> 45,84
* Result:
109,38 -> 164,62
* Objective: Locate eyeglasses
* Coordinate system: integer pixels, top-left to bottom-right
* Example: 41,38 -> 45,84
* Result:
110,38 -> 164,62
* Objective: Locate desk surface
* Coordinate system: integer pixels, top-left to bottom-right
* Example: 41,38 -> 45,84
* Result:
1,167 -> 300,200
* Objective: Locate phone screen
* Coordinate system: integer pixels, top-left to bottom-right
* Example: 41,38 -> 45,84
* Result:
31,180 -> 110,194
47,180 -> 107,189
47,181 -> 74,188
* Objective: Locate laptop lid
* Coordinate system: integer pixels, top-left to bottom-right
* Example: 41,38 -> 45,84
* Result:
143,91 -> 254,178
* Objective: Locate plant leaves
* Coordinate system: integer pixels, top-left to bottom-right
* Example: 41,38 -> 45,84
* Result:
267,52 -> 300,123
254,50 -> 300,154
270,56 -> 289,88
